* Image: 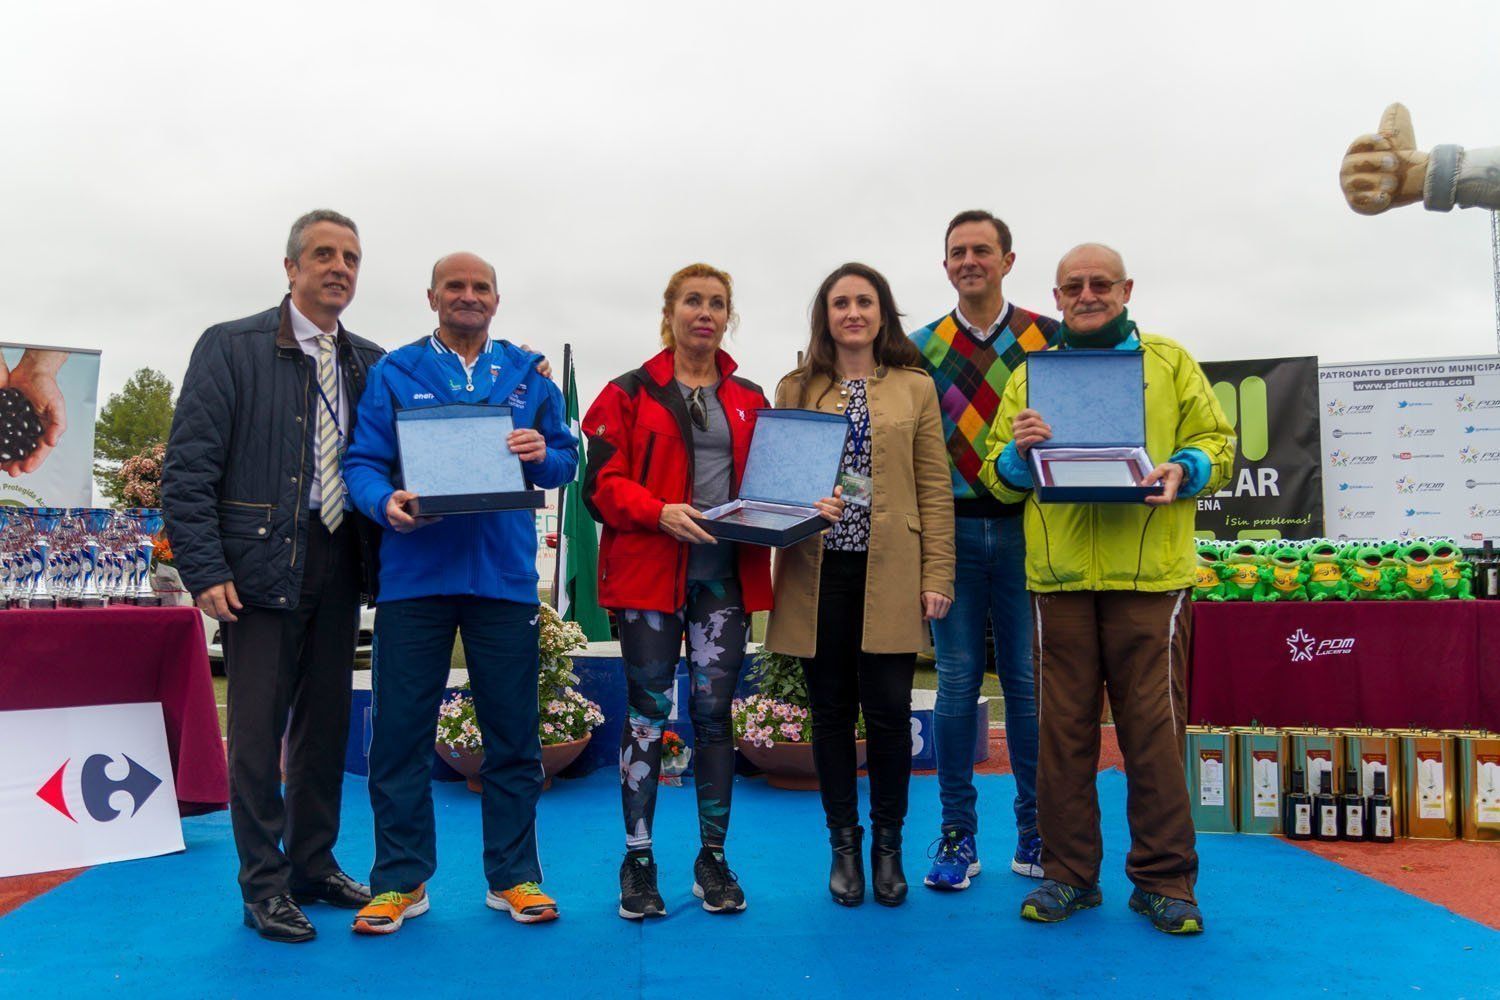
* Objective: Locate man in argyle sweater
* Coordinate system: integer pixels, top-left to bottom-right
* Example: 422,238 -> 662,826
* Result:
909,210 -> 1061,891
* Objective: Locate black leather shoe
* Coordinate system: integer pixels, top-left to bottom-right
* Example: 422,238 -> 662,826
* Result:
871,826 -> 908,907
243,894 -> 316,943
828,826 -> 865,906
290,870 -> 372,909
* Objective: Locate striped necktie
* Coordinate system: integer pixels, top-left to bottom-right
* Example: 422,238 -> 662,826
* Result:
316,334 -> 345,532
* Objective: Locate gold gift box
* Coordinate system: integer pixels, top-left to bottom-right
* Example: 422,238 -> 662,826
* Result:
1400,730 -> 1459,840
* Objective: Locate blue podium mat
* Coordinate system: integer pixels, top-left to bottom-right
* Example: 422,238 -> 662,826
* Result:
2,771 -> 1496,998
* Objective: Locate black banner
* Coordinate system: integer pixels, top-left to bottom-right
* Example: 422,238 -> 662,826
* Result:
1196,356 -> 1323,540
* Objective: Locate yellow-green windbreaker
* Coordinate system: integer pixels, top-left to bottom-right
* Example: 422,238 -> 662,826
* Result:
979,333 -> 1235,592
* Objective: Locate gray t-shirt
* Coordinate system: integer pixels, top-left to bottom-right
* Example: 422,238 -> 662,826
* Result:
678,380 -> 737,581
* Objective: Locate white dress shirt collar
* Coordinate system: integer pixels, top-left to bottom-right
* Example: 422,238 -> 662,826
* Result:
953,300 -> 1013,343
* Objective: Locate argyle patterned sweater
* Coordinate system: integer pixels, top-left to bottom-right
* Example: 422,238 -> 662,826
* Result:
910,304 -> 1061,517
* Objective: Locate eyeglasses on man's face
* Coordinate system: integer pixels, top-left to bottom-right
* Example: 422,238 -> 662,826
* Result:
1056,277 -> 1127,298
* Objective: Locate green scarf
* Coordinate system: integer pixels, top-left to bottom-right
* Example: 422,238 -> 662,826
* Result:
1060,308 -> 1136,349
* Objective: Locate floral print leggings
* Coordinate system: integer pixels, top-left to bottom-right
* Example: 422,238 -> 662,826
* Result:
617,579 -> 748,850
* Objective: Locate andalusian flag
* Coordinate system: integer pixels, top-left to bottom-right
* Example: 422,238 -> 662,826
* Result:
555,345 -> 612,640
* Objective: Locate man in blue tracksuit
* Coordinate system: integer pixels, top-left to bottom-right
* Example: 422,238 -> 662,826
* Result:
343,252 -> 578,934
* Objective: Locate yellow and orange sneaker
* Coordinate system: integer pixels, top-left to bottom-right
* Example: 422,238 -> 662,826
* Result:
351,885 -> 429,935
485,882 -> 559,923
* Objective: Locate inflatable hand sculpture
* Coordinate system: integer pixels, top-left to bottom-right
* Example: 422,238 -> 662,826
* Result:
1341,102 -> 1500,214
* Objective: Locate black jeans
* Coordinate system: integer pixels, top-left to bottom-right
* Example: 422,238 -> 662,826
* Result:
221,518 -> 360,903
803,550 -> 916,830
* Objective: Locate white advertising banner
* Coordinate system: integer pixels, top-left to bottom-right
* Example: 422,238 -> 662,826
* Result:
0,341 -> 101,508
1319,355 -> 1500,545
0,702 -> 184,878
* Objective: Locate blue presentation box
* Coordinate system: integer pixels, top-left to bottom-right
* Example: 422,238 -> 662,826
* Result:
701,408 -> 850,547
395,403 -> 544,515
1025,350 -> 1161,504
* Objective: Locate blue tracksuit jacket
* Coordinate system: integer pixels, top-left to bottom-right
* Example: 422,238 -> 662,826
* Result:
344,335 -> 578,605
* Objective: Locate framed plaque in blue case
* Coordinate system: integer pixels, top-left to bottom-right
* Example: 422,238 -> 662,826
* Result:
701,408 -> 850,547
394,404 -> 544,515
1025,350 -> 1163,503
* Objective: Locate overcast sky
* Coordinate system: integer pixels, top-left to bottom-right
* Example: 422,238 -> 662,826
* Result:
3,1 -> 1498,415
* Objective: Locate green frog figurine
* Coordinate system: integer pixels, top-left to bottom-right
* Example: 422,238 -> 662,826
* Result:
1392,538 -> 1445,600
1256,540 -> 1309,601
1221,540 -> 1263,601
1304,539 -> 1349,600
1343,541 -> 1394,600
1192,540 -> 1229,602
1428,536 -> 1474,600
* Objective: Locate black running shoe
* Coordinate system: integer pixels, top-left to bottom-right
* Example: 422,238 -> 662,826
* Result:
692,847 -> 746,914
618,849 -> 666,920
1019,878 -> 1102,923
1128,888 -> 1204,934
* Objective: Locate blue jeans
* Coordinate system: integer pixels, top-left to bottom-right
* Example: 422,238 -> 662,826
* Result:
368,596 -> 543,894
930,515 -> 1038,840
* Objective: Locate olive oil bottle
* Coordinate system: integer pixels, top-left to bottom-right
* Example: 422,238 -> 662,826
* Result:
1314,770 -> 1340,841
1369,770 -> 1396,844
1339,766 -> 1365,841
1285,769 -> 1313,840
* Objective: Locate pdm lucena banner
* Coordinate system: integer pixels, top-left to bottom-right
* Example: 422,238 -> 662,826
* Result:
1319,354 -> 1500,545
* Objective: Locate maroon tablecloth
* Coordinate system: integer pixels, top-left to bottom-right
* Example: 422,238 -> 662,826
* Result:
0,605 -> 228,814
1189,600 -> 1500,731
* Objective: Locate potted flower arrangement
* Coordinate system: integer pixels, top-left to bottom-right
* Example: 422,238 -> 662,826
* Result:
435,602 -> 605,792
118,442 -> 188,604
731,649 -> 865,790
659,730 -> 691,786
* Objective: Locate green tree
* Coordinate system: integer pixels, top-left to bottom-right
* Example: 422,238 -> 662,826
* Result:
95,368 -> 175,503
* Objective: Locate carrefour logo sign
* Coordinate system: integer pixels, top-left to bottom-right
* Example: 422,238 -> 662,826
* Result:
37,754 -> 162,822
0,703 -> 185,879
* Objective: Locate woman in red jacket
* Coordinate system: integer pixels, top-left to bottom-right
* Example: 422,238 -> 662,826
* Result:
583,263 -> 839,921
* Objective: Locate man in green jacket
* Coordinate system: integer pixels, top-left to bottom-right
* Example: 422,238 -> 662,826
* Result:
980,243 -> 1234,936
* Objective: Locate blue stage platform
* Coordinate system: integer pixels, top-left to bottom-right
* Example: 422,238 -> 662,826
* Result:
2,770 -> 1496,998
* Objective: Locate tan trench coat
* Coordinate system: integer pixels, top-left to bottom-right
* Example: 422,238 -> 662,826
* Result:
763,365 -> 955,657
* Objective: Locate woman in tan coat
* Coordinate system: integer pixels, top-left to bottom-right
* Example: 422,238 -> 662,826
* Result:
765,262 -> 955,907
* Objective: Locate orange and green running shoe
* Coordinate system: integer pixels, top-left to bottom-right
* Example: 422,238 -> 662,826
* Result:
486,882 -> 559,923
351,885 -> 429,935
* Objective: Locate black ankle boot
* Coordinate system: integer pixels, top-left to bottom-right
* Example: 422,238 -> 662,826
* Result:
871,825 -> 907,906
828,826 -> 865,906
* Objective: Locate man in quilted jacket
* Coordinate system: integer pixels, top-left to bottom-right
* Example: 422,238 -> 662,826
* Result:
163,210 -> 383,943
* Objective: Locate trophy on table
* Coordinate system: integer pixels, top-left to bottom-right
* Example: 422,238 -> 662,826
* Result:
123,507 -> 164,607
75,508 -> 116,608
23,507 -> 65,609
0,507 -> 17,608
101,511 -> 131,603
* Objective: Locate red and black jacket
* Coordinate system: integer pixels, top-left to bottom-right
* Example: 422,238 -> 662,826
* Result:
583,348 -> 772,614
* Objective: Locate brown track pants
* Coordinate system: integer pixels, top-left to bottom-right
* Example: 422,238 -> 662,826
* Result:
1032,589 -> 1197,903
